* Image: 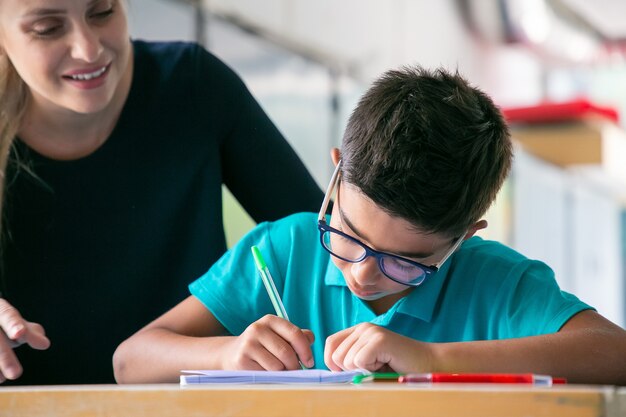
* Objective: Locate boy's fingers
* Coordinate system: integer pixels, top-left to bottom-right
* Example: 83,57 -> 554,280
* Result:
324,347 -> 343,372
265,317 -> 314,368
0,299 -> 27,340
245,317 -> 304,369
0,331 -> 23,381
300,330 -> 316,367
302,329 -> 315,345
324,335 -> 340,371
342,336 -> 378,371
324,327 -> 354,371
251,326 -> 299,370
287,326 -> 315,368
247,341 -> 290,371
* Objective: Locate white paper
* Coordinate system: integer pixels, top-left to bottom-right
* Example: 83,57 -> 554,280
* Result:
180,369 -> 364,385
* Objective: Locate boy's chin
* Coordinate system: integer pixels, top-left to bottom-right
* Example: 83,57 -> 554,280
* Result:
349,286 -> 388,301
354,292 -> 385,301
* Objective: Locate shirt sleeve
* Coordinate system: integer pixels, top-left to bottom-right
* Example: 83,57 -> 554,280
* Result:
189,221 -> 284,336
190,45 -> 324,223
494,260 -> 594,337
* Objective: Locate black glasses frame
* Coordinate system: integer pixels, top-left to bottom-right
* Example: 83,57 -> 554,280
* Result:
317,221 -> 436,286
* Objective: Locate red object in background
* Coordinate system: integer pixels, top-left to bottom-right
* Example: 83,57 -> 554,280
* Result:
502,99 -> 619,124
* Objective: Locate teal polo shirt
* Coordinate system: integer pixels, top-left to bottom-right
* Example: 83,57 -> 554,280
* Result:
190,213 -> 592,369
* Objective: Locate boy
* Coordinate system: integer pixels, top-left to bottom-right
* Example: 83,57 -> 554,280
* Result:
114,66 -> 626,384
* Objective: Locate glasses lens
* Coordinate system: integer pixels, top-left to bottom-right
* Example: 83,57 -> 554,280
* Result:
380,256 -> 427,285
322,230 -> 366,262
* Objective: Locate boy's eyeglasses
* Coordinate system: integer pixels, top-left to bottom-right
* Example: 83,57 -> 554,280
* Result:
317,160 -> 465,287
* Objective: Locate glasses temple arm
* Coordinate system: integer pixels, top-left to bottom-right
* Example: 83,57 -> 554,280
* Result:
318,160 -> 343,222
434,232 -> 467,268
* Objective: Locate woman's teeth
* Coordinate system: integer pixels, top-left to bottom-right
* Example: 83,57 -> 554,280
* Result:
69,66 -> 107,81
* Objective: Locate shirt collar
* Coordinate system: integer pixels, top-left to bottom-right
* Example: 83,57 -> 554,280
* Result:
396,260 -> 452,322
324,257 -> 347,286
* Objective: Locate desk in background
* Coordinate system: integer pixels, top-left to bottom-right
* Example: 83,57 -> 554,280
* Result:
0,383 -> 623,417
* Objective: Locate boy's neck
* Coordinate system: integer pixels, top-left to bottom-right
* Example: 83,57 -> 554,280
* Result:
367,287 -> 413,316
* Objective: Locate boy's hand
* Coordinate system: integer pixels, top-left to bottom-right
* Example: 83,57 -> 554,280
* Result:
0,298 -> 51,383
324,322 -> 432,372
222,314 -> 315,370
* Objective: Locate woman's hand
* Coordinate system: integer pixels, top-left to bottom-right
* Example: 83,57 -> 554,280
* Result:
0,298 -> 50,383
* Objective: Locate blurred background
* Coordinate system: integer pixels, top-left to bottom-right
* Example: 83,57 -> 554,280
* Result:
128,0 -> 626,328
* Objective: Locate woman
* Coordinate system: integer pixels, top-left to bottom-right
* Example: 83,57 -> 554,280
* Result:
0,0 -> 323,384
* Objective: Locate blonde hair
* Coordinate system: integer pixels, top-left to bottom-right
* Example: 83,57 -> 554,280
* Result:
0,52 -> 28,242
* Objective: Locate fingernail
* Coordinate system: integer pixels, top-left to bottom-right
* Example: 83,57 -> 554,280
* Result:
9,324 -> 24,338
5,365 -> 20,379
306,358 -> 315,367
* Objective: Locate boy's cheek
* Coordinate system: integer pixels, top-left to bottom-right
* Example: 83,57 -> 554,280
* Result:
331,258 -> 353,282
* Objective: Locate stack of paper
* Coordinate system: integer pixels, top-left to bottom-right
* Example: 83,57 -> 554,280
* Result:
180,369 -> 364,385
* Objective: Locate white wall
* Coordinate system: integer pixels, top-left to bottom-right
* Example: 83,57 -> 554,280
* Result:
205,0 -> 545,106
129,0 -> 548,184
127,0 -> 196,41
511,150 -> 625,327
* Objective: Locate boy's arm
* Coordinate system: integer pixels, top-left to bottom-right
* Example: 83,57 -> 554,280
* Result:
433,310 -> 626,385
325,310 -> 626,385
113,295 -> 228,383
113,296 -> 314,383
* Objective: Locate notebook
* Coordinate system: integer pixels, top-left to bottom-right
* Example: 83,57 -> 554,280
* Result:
180,369 -> 365,385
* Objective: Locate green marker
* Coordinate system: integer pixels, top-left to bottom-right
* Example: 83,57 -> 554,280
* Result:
353,372 -> 403,384
251,245 -> 307,369
251,246 -> 289,320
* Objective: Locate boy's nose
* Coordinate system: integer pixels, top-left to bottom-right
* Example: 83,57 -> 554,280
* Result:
351,257 -> 381,285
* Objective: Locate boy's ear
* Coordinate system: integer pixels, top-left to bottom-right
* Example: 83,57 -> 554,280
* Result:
330,148 -> 341,166
463,220 -> 488,240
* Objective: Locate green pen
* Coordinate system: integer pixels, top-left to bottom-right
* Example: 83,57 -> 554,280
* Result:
353,372 -> 403,384
251,245 -> 307,369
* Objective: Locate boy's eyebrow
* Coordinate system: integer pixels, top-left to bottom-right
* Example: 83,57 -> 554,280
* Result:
338,206 -> 437,259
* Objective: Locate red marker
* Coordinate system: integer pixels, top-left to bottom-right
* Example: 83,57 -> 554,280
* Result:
398,373 -> 566,386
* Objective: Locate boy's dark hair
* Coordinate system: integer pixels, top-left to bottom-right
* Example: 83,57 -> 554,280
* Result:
341,65 -> 512,237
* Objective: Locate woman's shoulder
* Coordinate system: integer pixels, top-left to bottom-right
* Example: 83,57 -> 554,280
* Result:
131,39 -> 245,95
266,213 -> 320,239
132,39 -> 228,73
132,39 -> 204,58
